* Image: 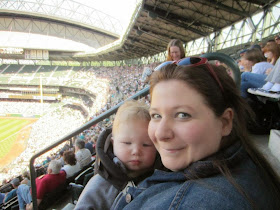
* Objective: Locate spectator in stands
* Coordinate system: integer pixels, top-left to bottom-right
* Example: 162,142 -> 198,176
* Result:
20,160 -> 66,210
240,48 -> 276,97
85,137 -> 94,154
241,48 -> 273,74
166,39 -> 186,61
57,151 -> 65,167
0,192 -> 4,205
111,59 -> 280,209
238,49 -> 248,71
241,49 -> 280,98
75,100 -> 158,210
257,56 -> 280,93
275,34 -> 280,45
21,171 -> 31,186
17,183 -> 32,210
61,150 -> 81,178
0,179 -> 12,194
2,179 -> 7,185
75,139 -> 92,168
262,41 -> 280,65
3,178 -> 20,203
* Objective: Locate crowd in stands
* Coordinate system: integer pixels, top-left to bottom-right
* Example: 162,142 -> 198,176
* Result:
0,102 -> 52,116
0,63 -> 150,203
0,135 -> 96,209
238,34 -> 280,98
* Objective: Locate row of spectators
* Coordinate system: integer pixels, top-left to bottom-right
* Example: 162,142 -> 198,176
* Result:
237,34 -> 280,98
0,63 -> 150,182
0,102 -> 52,116
0,137 -> 96,209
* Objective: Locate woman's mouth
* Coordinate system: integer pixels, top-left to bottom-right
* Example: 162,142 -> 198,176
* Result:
163,147 -> 184,153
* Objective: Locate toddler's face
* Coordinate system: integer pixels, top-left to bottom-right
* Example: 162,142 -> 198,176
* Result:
113,120 -> 156,176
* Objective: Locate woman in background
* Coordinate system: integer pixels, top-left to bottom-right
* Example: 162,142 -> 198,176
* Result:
166,39 -> 185,61
61,150 -> 80,178
262,41 -> 280,65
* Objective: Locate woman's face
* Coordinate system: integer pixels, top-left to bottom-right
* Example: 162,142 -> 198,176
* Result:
264,51 -> 273,60
148,80 -> 231,171
169,46 -> 181,61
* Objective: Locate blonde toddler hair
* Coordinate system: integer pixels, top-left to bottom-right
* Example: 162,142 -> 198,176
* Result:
112,100 -> 150,136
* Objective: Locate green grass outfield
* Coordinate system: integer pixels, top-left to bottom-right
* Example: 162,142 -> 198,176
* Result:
0,118 -> 33,159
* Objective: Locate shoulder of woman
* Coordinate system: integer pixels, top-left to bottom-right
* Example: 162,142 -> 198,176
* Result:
176,180 -> 248,209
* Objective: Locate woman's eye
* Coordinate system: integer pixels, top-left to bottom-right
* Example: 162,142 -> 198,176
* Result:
150,113 -> 161,119
177,112 -> 190,119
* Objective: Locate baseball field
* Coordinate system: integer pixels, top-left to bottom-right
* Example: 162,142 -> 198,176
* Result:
0,117 -> 37,167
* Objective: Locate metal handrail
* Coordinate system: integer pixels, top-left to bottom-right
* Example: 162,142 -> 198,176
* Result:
200,52 -> 241,87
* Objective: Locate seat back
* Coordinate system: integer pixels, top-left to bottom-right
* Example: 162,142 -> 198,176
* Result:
74,167 -> 94,185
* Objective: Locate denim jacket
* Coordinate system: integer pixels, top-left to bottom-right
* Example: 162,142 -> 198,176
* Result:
111,142 -> 279,210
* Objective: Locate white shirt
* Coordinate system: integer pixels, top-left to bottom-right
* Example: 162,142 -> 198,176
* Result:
75,148 -> 92,168
252,62 -> 274,75
62,162 -> 81,178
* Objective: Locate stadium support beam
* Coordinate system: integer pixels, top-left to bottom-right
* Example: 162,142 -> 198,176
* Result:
143,4 -> 208,36
190,0 -> 249,18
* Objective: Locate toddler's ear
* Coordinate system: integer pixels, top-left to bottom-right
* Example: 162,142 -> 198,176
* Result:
111,136 -> 114,143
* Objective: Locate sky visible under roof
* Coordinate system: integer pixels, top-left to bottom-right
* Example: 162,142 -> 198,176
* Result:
78,0 -> 140,34
0,0 -> 140,53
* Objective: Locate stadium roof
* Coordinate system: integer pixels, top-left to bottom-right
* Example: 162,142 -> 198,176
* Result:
75,0 -> 279,61
0,0 -> 279,62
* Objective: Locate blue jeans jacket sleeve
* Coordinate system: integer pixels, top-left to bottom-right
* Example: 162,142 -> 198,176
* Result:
17,184 -> 32,210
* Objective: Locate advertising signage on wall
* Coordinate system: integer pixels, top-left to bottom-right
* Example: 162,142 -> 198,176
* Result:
25,49 -> 49,60
0,48 -> 24,54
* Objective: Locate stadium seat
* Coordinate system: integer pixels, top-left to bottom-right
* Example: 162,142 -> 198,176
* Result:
0,183 -> 13,193
74,167 -> 94,185
38,182 -> 68,210
69,167 -> 94,204
2,196 -> 19,210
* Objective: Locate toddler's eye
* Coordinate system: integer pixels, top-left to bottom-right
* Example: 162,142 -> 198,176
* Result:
143,143 -> 153,147
150,113 -> 161,119
177,112 -> 190,119
122,142 -> 131,145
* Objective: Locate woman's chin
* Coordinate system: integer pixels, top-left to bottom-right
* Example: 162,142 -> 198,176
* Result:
163,160 -> 187,172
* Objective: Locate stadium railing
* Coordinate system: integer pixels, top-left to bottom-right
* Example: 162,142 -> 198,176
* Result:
29,53 -> 241,210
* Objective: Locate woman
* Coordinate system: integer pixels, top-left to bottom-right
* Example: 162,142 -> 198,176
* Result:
111,58 -> 280,209
166,39 -> 185,61
241,48 -> 273,74
61,150 -> 81,178
262,41 -> 280,65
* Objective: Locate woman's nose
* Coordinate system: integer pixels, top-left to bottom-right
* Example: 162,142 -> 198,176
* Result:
155,118 -> 173,141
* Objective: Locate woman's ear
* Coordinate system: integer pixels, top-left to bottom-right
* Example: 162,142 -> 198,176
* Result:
111,136 -> 114,144
221,108 -> 234,136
